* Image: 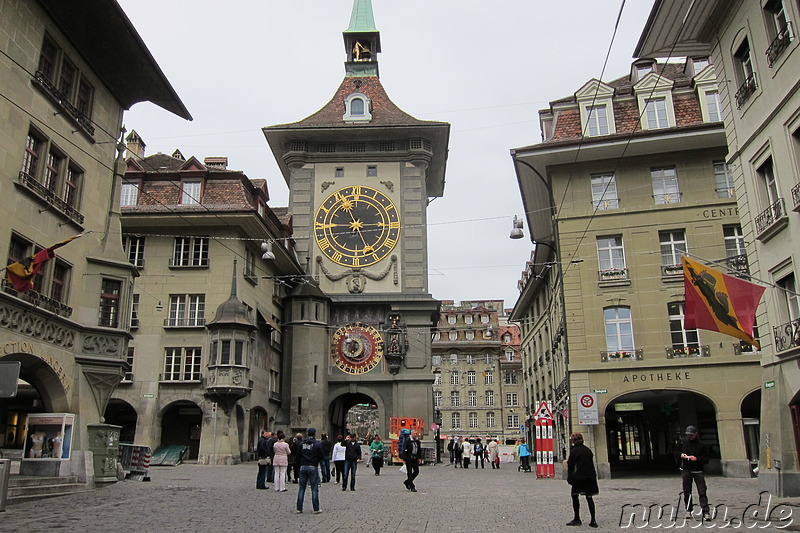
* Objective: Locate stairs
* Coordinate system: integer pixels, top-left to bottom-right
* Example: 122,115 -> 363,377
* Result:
7,475 -> 91,503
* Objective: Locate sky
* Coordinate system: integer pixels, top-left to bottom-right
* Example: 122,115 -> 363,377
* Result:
117,0 -> 656,310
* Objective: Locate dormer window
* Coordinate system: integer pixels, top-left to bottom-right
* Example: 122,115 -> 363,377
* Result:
343,92 -> 372,122
576,80 -> 616,137
691,58 -> 709,76
633,69 -> 676,130
632,60 -> 654,82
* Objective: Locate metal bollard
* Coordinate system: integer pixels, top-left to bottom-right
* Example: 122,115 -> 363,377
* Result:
0,458 -> 10,512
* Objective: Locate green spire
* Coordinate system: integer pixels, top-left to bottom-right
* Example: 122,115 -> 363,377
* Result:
344,0 -> 377,33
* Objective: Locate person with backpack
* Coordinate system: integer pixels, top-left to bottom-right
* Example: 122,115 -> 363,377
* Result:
473,438 -> 485,468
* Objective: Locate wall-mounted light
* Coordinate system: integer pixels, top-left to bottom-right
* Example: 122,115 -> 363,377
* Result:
509,215 -> 524,239
261,242 -> 275,261
156,301 -> 163,312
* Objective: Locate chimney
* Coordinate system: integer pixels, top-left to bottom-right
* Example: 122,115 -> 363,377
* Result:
204,157 -> 228,169
125,130 -> 145,159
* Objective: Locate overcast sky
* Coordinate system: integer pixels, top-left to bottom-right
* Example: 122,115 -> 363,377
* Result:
118,0 -> 656,309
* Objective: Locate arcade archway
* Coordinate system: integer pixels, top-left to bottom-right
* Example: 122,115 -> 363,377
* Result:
0,353 -> 68,450
160,401 -> 202,460
104,399 -> 138,444
605,390 -> 719,476
328,392 -> 382,441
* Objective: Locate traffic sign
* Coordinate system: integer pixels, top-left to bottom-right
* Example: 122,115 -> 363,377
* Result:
533,400 -> 553,420
577,393 -> 599,425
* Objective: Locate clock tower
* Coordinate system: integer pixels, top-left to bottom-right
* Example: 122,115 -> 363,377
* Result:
263,0 -> 450,439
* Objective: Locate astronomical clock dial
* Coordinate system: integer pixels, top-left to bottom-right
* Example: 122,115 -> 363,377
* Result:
314,185 -> 400,268
331,323 -> 384,374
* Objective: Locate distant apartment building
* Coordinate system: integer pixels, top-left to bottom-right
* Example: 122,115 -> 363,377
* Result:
432,300 -> 522,446
637,0 -> 800,496
511,58 -> 760,478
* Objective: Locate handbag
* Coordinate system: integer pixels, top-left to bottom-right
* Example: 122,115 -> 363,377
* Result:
258,457 -> 271,466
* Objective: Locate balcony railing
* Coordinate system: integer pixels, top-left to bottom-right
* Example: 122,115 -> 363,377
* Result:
269,391 -> 281,402
601,349 -> 643,362
766,22 -> 793,67
163,317 -> 206,328
666,345 -> 710,358
661,264 -> 683,277
773,318 -> 800,353
792,182 -> 800,212
18,171 -> 84,226
734,73 -> 758,109
653,192 -> 682,205
726,253 -> 751,279
598,267 -> 629,282
755,198 -> 787,235
592,198 -> 620,210
32,71 -> 95,136
169,257 -> 209,268
1,279 -> 73,317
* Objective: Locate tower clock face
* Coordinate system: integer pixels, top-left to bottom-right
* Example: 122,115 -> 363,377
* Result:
331,323 -> 384,374
314,185 -> 400,268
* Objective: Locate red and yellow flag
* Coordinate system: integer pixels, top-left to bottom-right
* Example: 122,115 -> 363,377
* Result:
682,256 -> 765,348
5,234 -> 83,293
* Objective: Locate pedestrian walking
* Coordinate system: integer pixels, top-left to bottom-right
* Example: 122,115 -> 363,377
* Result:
675,425 -> 711,520
272,431 -> 290,492
462,438 -> 472,468
565,432 -> 598,528
402,429 -> 423,492
342,434 -> 361,491
453,437 -> 463,468
256,430 -> 270,489
320,433 -> 332,483
332,435 -> 346,484
447,438 -> 455,465
488,438 -> 500,469
370,435 -> 385,475
473,438 -> 485,468
295,427 -> 324,514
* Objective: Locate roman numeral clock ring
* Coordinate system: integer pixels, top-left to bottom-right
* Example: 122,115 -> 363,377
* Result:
314,185 -> 400,267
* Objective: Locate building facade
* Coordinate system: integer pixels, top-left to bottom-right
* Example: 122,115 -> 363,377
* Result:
0,0 -> 189,479
111,140 -> 302,464
432,300 -> 523,446
511,59 -> 760,478
636,0 -> 800,496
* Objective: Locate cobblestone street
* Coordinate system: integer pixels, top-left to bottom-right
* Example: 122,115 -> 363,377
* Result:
2,461 -> 799,532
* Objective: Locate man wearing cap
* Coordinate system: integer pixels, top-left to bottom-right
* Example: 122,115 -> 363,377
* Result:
296,427 -> 324,514
675,425 -> 711,521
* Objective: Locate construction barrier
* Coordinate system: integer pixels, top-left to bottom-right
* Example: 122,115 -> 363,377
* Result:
118,444 -> 152,481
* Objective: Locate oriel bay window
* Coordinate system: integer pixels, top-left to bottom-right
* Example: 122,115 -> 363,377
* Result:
209,337 -> 247,366
98,278 -> 122,328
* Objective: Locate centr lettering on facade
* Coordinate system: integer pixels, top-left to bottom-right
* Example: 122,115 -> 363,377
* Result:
623,372 -> 690,383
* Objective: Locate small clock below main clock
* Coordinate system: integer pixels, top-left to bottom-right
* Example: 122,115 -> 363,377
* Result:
314,185 -> 400,268
331,323 -> 384,375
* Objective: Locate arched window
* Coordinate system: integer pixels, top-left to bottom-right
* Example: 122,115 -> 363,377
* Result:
351,98 -> 364,115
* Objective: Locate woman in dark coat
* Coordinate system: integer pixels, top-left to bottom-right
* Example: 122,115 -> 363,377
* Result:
566,432 -> 598,528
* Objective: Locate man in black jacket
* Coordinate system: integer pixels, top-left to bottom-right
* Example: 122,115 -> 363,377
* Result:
402,430 -> 423,492
256,430 -> 269,489
342,434 -> 361,491
295,427 -> 324,514
264,431 -> 276,484
675,425 -> 711,520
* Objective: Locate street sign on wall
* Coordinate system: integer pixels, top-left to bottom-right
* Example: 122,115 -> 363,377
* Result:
577,393 -> 599,425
